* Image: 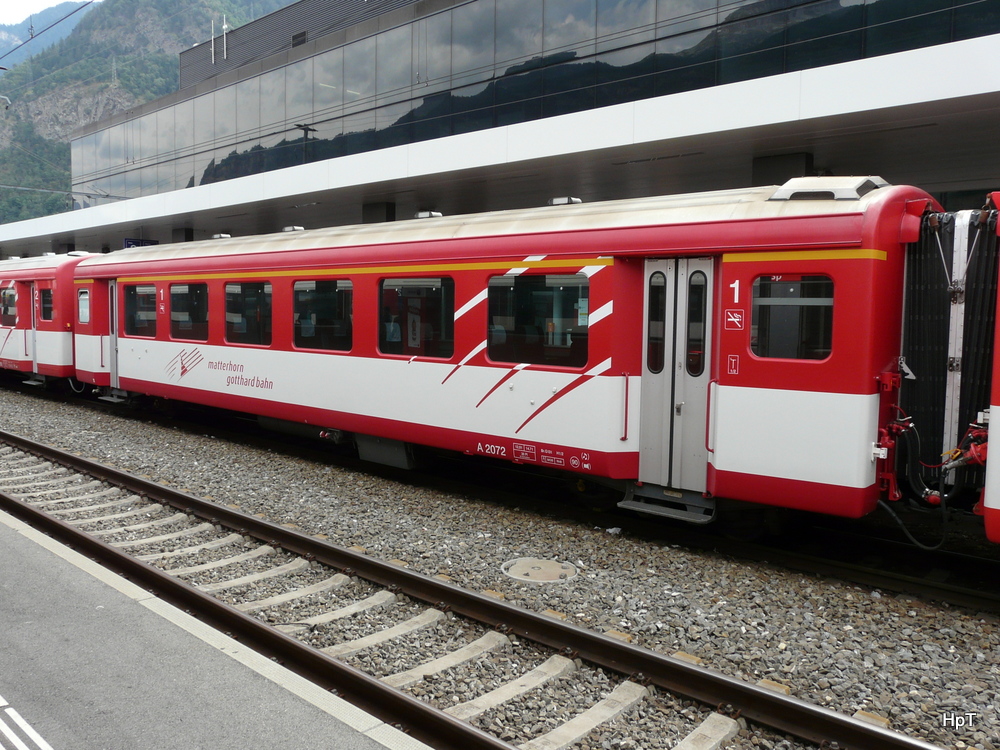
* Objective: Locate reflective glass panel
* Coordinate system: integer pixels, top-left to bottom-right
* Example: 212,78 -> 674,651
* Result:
124,285 -> 157,337
654,29 -> 716,94
545,0 -> 597,54
137,113 -> 156,162
686,271 -> 707,376
259,69 -> 286,127
286,58 -> 313,121
597,0 -> 655,50
718,10 -> 788,84
487,274 -> 589,367
452,0 -> 495,84
170,283 -> 209,341
785,0 -> 863,70
40,289 -> 53,321
647,271 -> 666,373
377,25 -> 412,101
174,99 -> 194,151
236,77 -> 260,136
379,278 -> 454,358
156,107 -> 175,156
344,37 -> 377,110
225,282 -> 272,346
215,85 -> 236,143
414,12 -> 452,89
864,0 -> 954,56
751,275 -> 833,360
293,280 -> 353,351
193,93 -> 214,148
313,48 -> 343,114
2,289 -> 16,326
496,0 -> 543,67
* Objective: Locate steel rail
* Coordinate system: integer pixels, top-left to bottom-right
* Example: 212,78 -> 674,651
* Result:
0,429 -> 943,750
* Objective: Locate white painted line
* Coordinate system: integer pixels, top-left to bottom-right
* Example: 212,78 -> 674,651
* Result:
0,713 -> 31,750
4,708 -> 54,750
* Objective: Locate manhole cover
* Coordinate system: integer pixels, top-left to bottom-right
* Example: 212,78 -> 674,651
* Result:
502,557 -> 578,583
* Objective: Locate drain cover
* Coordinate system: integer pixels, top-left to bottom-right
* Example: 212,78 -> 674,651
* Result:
502,557 -> 578,583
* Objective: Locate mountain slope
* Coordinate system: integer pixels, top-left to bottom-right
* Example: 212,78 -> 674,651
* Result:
0,0 -> 296,224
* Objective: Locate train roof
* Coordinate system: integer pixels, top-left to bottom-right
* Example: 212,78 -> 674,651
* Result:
0,251 -> 95,274
75,177 -> 928,270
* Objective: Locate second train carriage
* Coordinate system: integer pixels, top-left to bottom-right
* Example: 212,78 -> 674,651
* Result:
0,252 -> 91,379
2,176 -> 998,541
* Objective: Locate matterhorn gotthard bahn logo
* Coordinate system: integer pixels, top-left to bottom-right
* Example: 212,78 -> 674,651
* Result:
165,348 -> 205,381
164,349 -> 275,391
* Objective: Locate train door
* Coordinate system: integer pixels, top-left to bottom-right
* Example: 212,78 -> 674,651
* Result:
28,282 -> 38,374
108,280 -> 119,389
637,258 -> 714,497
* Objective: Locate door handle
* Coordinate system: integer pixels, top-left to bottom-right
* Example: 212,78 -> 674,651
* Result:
675,402 -> 684,415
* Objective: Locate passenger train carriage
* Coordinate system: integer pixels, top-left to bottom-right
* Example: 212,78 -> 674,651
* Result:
2,176 -> 999,542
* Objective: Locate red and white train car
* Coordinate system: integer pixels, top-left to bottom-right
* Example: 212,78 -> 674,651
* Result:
4,176 -> 998,541
0,252 -> 91,379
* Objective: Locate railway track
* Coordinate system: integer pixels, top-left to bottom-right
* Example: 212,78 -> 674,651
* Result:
0,428 -> 943,750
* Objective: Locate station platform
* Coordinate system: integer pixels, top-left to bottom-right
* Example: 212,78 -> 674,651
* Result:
0,508 -> 432,750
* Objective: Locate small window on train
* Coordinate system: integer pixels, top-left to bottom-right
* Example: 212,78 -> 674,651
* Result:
78,290 -> 90,324
225,282 -> 272,346
293,279 -> 353,351
124,285 -> 157,336
379,278 -> 454,357
40,289 -> 54,321
647,272 -> 666,374
487,273 -> 589,367
1,288 -> 16,326
751,275 -> 833,360
170,283 -> 209,341
686,271 -> 707,376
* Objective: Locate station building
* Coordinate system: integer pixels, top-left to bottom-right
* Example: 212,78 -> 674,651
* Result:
1,0 -> 999,256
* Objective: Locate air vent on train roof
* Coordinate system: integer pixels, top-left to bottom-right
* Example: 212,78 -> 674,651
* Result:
769,176 -> 889,201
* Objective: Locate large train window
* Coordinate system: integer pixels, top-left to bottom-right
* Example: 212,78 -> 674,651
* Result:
170,283 -> 209,341
379,278 -> 454,357
225,282 -> 272,346
647,272 -> 666,373
751,275 -> 833,360
293,279 -> 353,351
124,285 -> 156,336
1,288 -> 16,326
487,273 -> 589,367
78,290 -> 90,324
40,289 -> 54,321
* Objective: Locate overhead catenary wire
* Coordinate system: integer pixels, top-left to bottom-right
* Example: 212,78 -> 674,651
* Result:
0,1 -> 95,65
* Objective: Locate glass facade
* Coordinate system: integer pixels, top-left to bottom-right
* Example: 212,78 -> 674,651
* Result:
72,0 -> 1000,205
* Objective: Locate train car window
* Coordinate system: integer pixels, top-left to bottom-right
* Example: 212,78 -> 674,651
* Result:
1,288 -> 16,326
686,271 -> 707,376
170,283 -> 209,341
78,290 -> 90,324
294,280 -> 353,351
40,289 -> 54,321
124,284 -> 157,336
751,275 -> 833,360
379,278 -> 454,357
487,273 -> 589,367
225,282 -> 272,346
647,272 -> 666,373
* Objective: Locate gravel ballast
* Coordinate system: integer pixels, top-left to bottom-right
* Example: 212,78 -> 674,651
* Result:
1,389 -> 997,750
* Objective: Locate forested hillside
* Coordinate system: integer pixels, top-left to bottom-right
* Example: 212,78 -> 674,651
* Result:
0,0 -> 294,223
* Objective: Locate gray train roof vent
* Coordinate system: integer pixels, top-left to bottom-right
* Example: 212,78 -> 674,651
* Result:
769,176 -> 889,201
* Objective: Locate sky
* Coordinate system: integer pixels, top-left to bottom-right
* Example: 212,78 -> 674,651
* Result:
0,1 -> 100,28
